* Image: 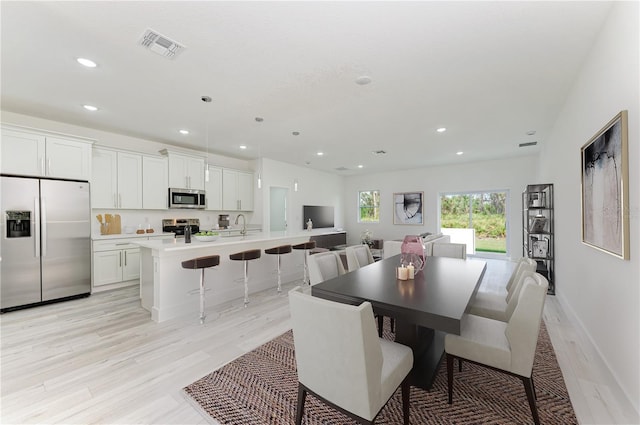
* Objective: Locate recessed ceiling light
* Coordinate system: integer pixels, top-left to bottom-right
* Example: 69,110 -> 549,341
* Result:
77,57 -> 97,68
355,76 -> 372,85
526,130 -> 536,136
255,117 -> 264,122
239,145 -> 247,150
83,104 -> 98,111
179,129 -> 189,135
292,131 -> 300,136
436,127 -> 447,133
316,151 -> 324,156
358,164 -> 364,169
456,151 -> 464,155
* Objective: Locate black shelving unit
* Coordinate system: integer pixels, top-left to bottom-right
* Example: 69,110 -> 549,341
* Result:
522,184 -> 555,294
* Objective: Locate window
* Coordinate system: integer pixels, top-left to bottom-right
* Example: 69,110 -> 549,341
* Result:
440,190 -> 509,256
358,190 -> 380,223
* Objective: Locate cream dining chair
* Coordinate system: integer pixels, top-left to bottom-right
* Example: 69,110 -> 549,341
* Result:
308,251 -> 346,286
445,272 -> 549,425
346,244 -> 394,337
431,242 -> 467,259
289,286 -> 413,424
469,260 -> 537,322
345,244 -> 375,271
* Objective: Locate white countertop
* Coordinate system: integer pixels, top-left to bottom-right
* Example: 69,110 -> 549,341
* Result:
92,232 -> 176,241
134,229 -> 345,253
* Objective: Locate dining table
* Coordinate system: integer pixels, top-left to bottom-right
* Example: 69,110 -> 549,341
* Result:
311,254 -> 487,390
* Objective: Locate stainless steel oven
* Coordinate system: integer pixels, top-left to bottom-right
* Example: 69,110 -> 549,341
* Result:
168,188 -> 206,209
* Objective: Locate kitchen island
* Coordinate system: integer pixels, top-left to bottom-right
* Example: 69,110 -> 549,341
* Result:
136,230 -> 346,322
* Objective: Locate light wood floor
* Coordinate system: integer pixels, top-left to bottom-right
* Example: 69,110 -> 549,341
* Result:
1,259 -> 638,424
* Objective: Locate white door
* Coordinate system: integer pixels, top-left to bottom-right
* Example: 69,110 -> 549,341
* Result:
270,187 -> 288,231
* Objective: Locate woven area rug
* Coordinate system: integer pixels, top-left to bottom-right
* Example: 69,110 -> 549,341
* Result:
184,319 -> 577,424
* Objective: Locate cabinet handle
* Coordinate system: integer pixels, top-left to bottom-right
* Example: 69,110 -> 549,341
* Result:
119,193 -> 122,208
113,193 -> 117,208
119,251 -> 122,267
124,250 -> 127,266
237,200 -> 241,210
47,158 -> 52,175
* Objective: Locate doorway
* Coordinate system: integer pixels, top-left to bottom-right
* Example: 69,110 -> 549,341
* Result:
269,187 -> 288,232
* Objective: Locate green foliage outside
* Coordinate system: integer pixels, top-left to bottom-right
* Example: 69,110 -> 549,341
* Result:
359,190 -> 380,222
441,192 -> 507,253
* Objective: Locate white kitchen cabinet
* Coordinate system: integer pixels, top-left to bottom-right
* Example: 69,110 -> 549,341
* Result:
91,148 -> 142,209
205,165 -> 223,210
222,168 -> 254,211
161,150 -> 205,190
91,234 -> 173,292
92,239 -> 140,288
1,127 -> 93,180
142,156 -> 168,209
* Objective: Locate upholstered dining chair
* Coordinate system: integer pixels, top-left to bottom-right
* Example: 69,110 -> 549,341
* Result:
345,244 -> 375,271
346,244 -> 394,337
431,242 -> 467,259
288,286 -> 413,425
469,261 -> 536,322
445,272 -> 549,425
308,251 -> 346,285
469,262 -> 537,322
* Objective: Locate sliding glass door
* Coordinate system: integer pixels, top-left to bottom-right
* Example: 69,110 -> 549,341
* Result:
439,191 -> 508,257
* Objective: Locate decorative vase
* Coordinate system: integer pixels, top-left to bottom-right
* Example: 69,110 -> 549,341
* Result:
400,235 -> 425,271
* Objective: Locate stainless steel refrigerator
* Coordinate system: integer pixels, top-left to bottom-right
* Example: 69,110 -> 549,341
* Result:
1,176 -> 91,311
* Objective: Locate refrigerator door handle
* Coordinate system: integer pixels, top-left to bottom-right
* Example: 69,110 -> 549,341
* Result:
41,197 -> 47,257
34,197 -> 41,258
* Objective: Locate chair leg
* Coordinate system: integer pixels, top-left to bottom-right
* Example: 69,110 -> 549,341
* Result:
295,383 -> 307,425
199,269 -> 206,324
390,318 -> 395,333
401,376 -> 411,425
302,250 -> 310,285
522,376 -> 541,425
447,353 -> 454,404
377,315 -> 383,337
458,358 -> 462,372
243,260 -> 249,307
276,254 -> 282,293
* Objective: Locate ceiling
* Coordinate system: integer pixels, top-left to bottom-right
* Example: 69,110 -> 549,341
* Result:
1,1 -> 612,175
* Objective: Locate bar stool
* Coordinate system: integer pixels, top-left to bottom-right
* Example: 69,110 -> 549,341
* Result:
181,255 -> 220,324
264,244 -> 292,293
229,249 -> 261,307
292,241 -> 316,285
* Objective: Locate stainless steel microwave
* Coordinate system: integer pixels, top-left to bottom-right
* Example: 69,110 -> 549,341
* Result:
168,188 -> 206,209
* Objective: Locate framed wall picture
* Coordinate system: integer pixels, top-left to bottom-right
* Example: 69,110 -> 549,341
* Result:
581,110 -> 629,259
393,192 -> 423,225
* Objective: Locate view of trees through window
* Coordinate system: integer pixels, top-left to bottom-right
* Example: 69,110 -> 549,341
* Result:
359,190 -> 380,223
440,191 -> 507,254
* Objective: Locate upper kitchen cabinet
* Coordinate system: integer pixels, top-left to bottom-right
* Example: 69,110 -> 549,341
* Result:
1,126 -> 93,180
142,156 -> 168,209
205,165 -> 223,210
160,149 -> 205,190
222,168 -> 254,211
92,148 -> 142,209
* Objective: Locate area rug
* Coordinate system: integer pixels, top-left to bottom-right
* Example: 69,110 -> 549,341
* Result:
184,319 -> 577,424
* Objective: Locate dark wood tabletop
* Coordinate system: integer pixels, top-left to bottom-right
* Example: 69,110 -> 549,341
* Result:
312,254 -> 487,389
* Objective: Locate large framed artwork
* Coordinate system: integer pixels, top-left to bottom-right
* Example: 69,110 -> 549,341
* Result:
581,110 -> 629,260
393,192 -> 423,225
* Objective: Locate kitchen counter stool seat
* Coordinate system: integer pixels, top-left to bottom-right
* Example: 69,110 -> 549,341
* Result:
229,249 -> 262,307
292,241 -> 316,285
181,254 -> 220,324
265,244 -> 293,293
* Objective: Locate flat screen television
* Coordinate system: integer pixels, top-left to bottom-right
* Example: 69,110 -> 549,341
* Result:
303,205 -> 334,229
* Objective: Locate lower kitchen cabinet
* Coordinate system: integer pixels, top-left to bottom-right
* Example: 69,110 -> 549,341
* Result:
92,235 -> 173,292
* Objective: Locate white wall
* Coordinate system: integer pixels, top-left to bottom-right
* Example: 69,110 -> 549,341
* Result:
343,155 -> 538,256
259,158 -> 345,233
538,1 -> 639,412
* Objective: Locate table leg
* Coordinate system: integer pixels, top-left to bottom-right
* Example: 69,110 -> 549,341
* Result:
395,320 -> 445,391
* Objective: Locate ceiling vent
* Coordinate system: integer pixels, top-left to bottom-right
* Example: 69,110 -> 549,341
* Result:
372,150 -> 387,155
139,29 -> 185,59
335,166 -> 349,171
519,141 -> 538,147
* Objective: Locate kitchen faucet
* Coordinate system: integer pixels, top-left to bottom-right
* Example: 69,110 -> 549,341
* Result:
235,213 -> 247,236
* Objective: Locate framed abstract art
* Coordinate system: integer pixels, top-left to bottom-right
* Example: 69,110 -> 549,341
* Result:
581,110 -> 629,260
393,192 -> 423,225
